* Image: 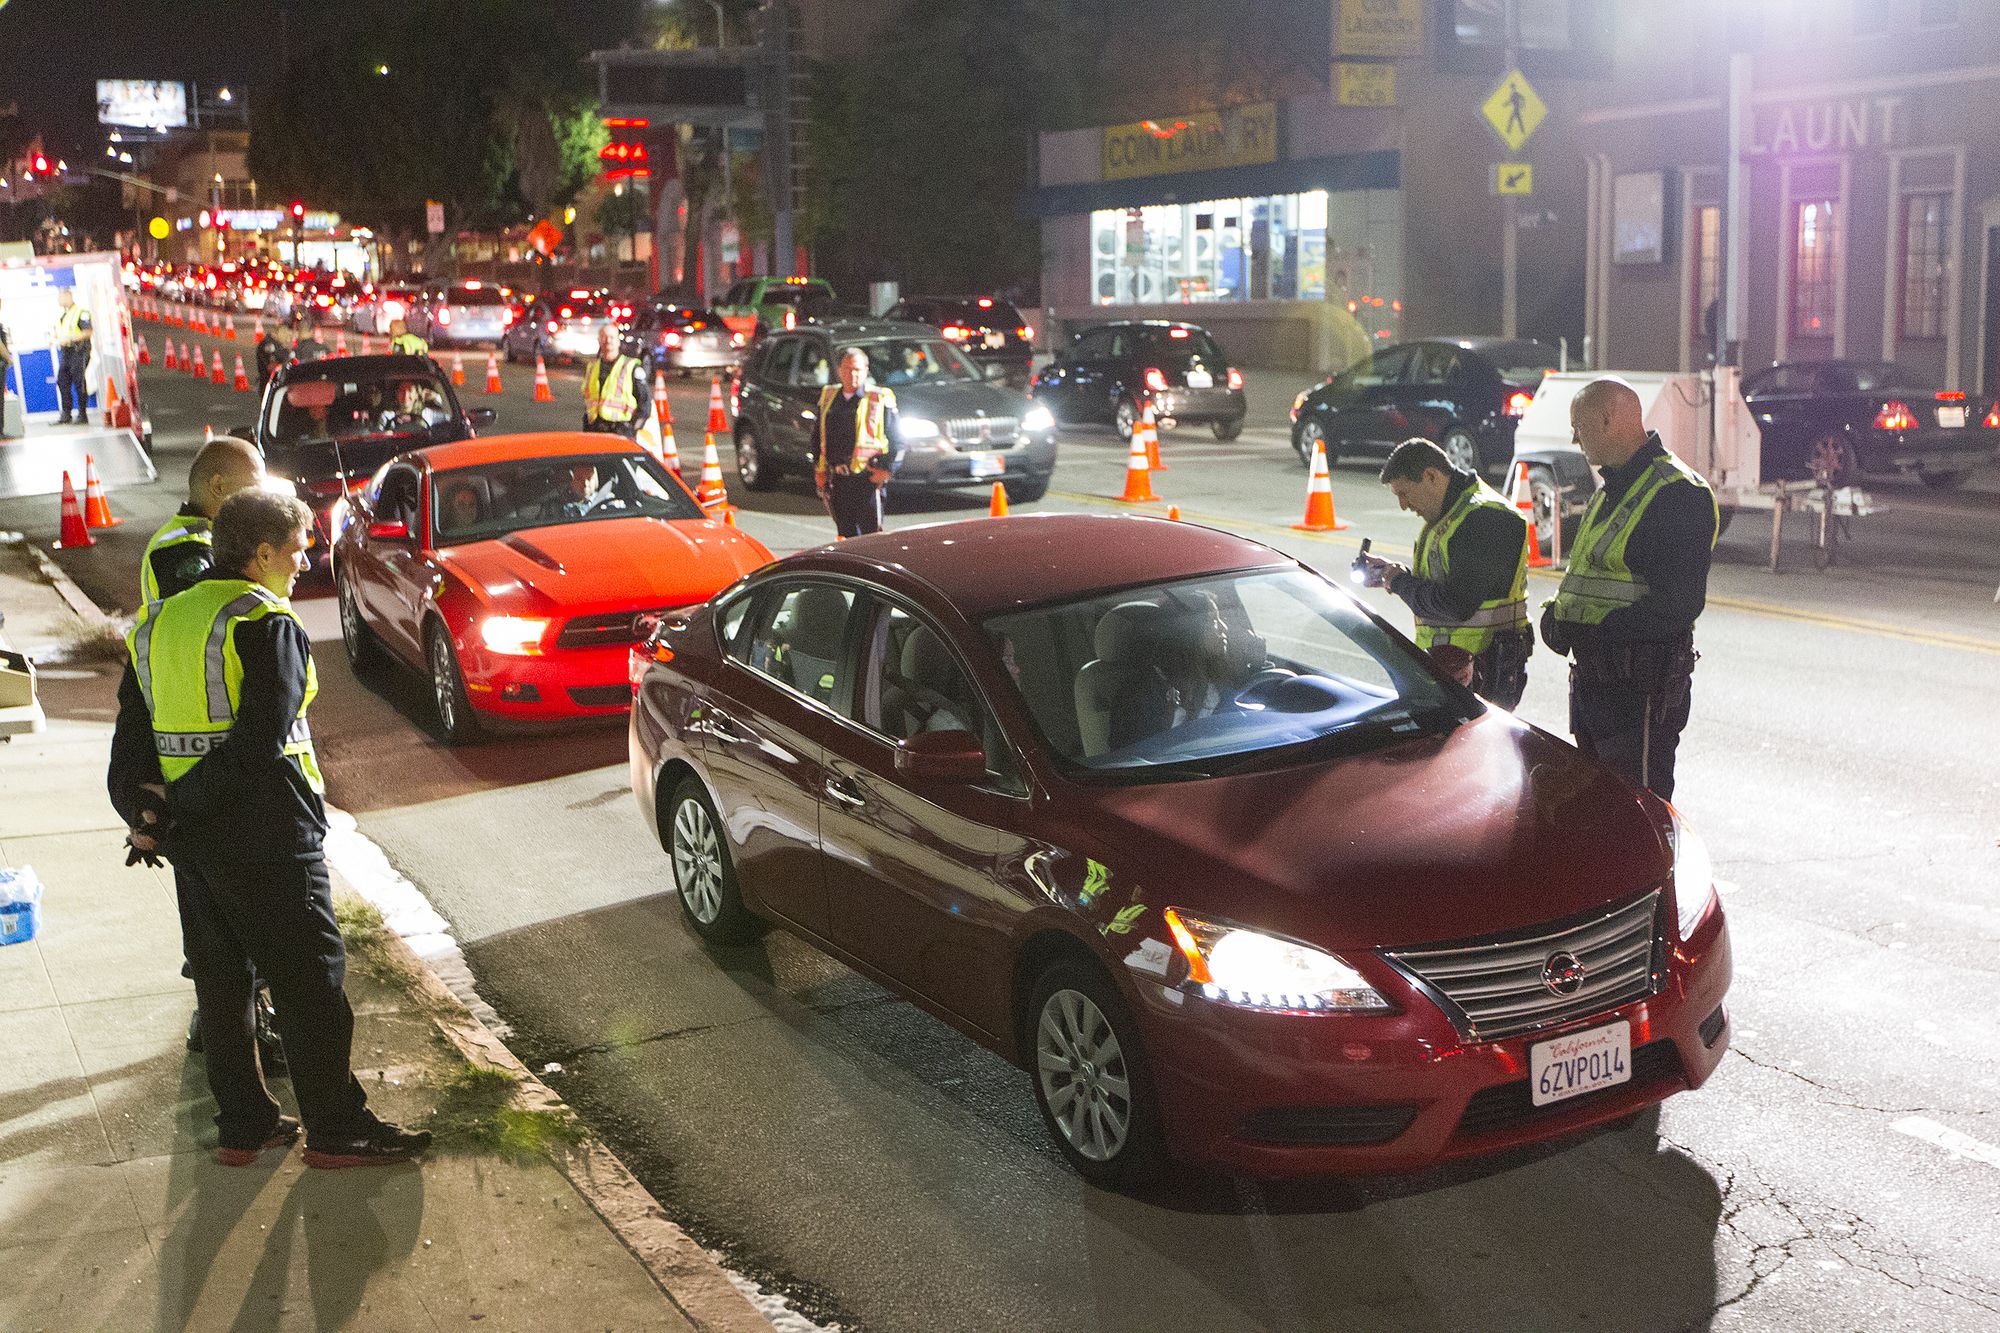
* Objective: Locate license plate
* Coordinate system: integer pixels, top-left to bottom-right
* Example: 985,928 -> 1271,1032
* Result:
968,452 -> 1004,478
984,331 -> 1005,349
1185,369 -> 1213,389
1938,405 -> 1966,428
1529,1020 -> 1631,1107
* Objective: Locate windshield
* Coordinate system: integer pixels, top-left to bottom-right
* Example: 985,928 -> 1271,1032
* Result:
1822,361 -> 1932,393
430,451 -> 705,544
761,284 -> 830,307
858,338 -> 981,386
1139,327 -> 1226,362
934,300 -> 1024,329
445,287 -> 507,307
1484,341 -> 1563,383
985,566 -> 1471,779
268,368 -> 459,446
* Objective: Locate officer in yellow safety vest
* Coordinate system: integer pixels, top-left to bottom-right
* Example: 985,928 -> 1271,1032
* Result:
386,318 -> 429,357
51,288 -> 93,425
109,490 -> 432,1169
814,346 -> 902,537
582,325 -> 648,437
1357,437 -> 1533,708
1540,378 -> 1719,798
140,435 -> 268,605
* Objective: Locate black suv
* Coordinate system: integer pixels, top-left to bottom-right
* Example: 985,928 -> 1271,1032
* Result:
730,319 -> 1058,502
1031,320 -> 1246,441
245,354 -> 495,568
884,295 -> 1035,388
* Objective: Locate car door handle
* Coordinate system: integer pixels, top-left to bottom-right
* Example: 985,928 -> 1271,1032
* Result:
700,704 -> 752,743
823,775 -> 866,808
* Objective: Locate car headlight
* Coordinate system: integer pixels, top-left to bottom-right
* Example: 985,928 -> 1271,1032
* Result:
478,615 -> 549,656
1021,403 -> 1055,434
1669,805 -> 1718,939
1163,908 -> 1390,1013
899,416 -> 941,442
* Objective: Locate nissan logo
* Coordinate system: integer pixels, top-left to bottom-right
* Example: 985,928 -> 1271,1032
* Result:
1541,950 -> 1587,997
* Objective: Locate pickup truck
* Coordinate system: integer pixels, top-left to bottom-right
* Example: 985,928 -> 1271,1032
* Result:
713,275 -> 836,339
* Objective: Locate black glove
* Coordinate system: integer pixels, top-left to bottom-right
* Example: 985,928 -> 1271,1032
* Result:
1539,602 -> 1572,657
124,837 -> 166,869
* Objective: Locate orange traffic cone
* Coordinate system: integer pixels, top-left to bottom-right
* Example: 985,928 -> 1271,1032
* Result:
223,316 -> 237,342
53,472 -> 94,549
1167,504 -> 1182,521
168,304 -> 181,329
101,376 -> 131,429
532,353 -> 554,402
232,352 -> 251,392
706,377 -> 728,434
253,315 -> 265,344
451,350 -> 466,386
723,508 -> 738,528
334,328 -> 350,358
187,342 -> 204,379
162,339 -> 177,371
695,432 -> 729,512
989,481 -> 1009,517
1292,434 -> 1348,531
137,334 -> 151,366
210,348 -> 226,385
1511,460 -> 1551,568
82,455 -> 123,528
1117,417 -> 1159,503
485,352 -> 504,394
654,372 -> 680,473
190,308 -> 204,335
1138,401 -> 1166,471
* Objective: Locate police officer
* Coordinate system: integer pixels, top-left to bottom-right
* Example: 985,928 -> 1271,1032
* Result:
582,325 -> 647,437
1540,378 -> 1719,798
109,491 -> 431,1168
290,313 -> 329,363
52,288 -> 93,425
256,320 -> 296,386
141,435 -> 267,605
386,318 -> 429,357
1358,437 -> 1533,708
814,346 -> 901,538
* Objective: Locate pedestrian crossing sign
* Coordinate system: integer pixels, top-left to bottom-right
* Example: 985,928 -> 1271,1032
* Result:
1493,163 -> 1534,196
1481,69 -> 1546,153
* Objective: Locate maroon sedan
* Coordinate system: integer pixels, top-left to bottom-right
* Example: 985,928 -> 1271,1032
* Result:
627,514 -> 1732,1183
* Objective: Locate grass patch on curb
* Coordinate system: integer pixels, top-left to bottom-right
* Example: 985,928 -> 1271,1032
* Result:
56,617 -> 133,664
428,1061 -> 586,1161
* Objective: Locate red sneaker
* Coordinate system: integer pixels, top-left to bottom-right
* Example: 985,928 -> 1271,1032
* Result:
214,1115 -> 302,1167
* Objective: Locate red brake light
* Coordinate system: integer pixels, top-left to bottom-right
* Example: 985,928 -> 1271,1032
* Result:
1227,368 -> 1244,391
559,305 -> 573,318
1505,390 -> 1534,416
1144,367 -> 1169,393
437,307 -> 452,326
546,320 -> 558,334
664,331 -> 682,348
1874,401 -> 1918,431
977,297 -> 993,308
1935,390 -> 1966,401
941,324 -> 968,340
1984,403 -> 2000,429
1168,327 -> 1191,339
1017,324 -> 1034,340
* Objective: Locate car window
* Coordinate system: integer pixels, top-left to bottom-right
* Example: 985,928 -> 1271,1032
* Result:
1750,364 -> 1818,394
792,340 -> 831,388
753,338 -> 796,384
1139,327 -> 1226,362
851,599 -> 1019,788
377,466 -> 421,531
1069,329 -> 1113,361
1818,361 -> 1930,393
1407,346 -> 1461,386
1353,347 -> 1415,388
857,338 -> 980,386
745,583 -> 857,707
723,282 -> 752,306
428,451 -> 704,545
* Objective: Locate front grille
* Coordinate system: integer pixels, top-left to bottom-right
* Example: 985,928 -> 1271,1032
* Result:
1383,890 -> 1663,1043
556,610 -> 660,651
567,685 -> 631,708
943,416 -> 1018,448
1455,1040 -> 1683,1139
1239,1104 -> 1417,1147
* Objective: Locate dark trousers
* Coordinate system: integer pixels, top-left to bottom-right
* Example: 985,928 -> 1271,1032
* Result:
1472,629 -> 1532,710
826,472 -> 884,538
176,847 -> 374,1148
55,347 -> 89,420
584,415 -> 638,438
1569,672 -> 1693,799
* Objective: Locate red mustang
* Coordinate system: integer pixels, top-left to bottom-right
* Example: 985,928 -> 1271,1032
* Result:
333,432 -> 772,741
628,514 -> 1731,1183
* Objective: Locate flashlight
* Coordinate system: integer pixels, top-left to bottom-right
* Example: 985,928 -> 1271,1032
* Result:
1349,537 -> 1372,585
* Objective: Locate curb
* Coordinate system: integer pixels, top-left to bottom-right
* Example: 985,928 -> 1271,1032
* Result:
11,534 -> 119,627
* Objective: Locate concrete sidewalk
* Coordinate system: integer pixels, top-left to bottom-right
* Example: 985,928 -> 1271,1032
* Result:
0,536 -> 769,1331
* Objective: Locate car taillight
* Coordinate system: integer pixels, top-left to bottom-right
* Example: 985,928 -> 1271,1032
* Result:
1017,324 -> 1034,341
1984,403 -> 2000,429
1290,389 -> 1308,422
1505,389 -> 1534,416
316,294 -> 332,307
1144,367 -> 1169,393
1226,368 -> 1244,391
1874,400 -> 1918,431
664,331 -> 682,348
1935,390 -> 1966,402
546,320 -> 558,334
730,331 -> 745,346
436,307 -> 452,326
559,306 -> 573,318
942,324 -> 969,340
504,309 -> 517,326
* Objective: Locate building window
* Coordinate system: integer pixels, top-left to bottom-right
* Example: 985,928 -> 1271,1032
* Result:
1454,0 -> 1574,49
1791,199 -> 1839,339
1918,0 -> 1959,27
1900,193 -> 1949,339
1693,205 -> 1723,342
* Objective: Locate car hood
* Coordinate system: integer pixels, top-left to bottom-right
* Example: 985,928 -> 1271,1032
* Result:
890,379 -> 1029,421
437,516 -> 772,618
1076,712 -> 1669,952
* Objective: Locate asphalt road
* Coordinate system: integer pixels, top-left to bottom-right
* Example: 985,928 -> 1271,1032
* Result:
11,328 -> 2000,1331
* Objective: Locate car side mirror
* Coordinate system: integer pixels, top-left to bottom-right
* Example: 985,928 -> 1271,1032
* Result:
466,406 -> 497,428
894,729 -> 987,783
366,519 -> 411,543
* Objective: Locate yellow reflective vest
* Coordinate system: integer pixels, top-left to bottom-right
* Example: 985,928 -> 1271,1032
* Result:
139,511 -> 212,606
389,332 -> 430,356
126,579 -> 324,792
1412,477 -> 1530,653
54,304 -> 89,348
585,354 -> 642,423
1549,451 -> 1718,627
815,384 -> 896,477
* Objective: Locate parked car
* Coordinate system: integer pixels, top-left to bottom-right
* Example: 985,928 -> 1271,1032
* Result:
730,318 -> 1057,502
1289,337 -> 1561,477
634,301 -> 747,376
1741,359 -> 1999,488
407,280 -> 513,348
714,275 -> 836,340
334,432 -> 772,741
351,284 -> 422,336
1031,320 -> 1246,441
504,289 -> 615,365
885,295 -> 1035,389
628,512 -> 1733,1183
246,354 -> 496,570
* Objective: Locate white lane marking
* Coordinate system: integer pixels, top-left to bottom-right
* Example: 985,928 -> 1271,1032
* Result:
1893,1116 -> 2000,1170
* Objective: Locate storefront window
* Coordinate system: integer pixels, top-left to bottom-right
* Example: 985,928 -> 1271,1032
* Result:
1791,200 -> 1839,339
1090,188 -> 1402,320
1900,194 -> 1948,340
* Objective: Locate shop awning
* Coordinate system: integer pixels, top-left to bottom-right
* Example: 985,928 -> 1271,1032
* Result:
1023,149 -> 1400,219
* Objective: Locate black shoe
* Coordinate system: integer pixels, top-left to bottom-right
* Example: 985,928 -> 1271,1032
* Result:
186,1008 -> 204,1054
303,1121 -> 433,1170
55,415 -> 73,426
216,1114 -> 302,1167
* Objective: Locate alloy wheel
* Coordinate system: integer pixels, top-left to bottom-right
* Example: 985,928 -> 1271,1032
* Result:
1114,398 -> 1137,441
672,798 -> 724,924
429,632 -> 458,735
737,433 -> 761,486
1036,988 -> 1133,1162
1443,430 -> 1482,475
1296,417 -> 1326,467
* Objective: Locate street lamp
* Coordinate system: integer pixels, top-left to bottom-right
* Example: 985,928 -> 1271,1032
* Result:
217,87 -> 233,102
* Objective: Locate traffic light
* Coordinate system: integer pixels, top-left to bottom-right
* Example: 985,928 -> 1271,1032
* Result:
31,153 -> 48,175
289,200 -> 305,222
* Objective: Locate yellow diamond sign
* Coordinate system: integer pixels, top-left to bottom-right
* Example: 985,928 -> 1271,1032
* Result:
1481,69 -> 1546,153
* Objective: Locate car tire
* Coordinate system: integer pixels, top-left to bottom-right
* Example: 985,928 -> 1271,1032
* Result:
1917,466 -> 1971,489
1004,473 -> 1050,504
1113,396 -> 1139,443
666,778 -> 763,944
1527,464 -> 1562,555
1210,418 -> 1244,441
735,427 -> 778,491
425,621 -> 480,745
337,572 -> 381,673
1442,428 -> 1484,477
1294,416 -> 1335,469
1027,957 -> 1167,1187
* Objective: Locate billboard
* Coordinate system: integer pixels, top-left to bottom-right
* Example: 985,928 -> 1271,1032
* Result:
96,80 -> 188,130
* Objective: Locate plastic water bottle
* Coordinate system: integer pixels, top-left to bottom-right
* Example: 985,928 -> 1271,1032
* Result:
0,866 -> 43,946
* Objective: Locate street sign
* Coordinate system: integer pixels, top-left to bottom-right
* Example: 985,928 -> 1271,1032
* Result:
1493,163 -> 1534,196
1335,63 -> 1397,108
1481,69 -> 1546,153
425,200 -> 445,235
1336,0 -> 1424,57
